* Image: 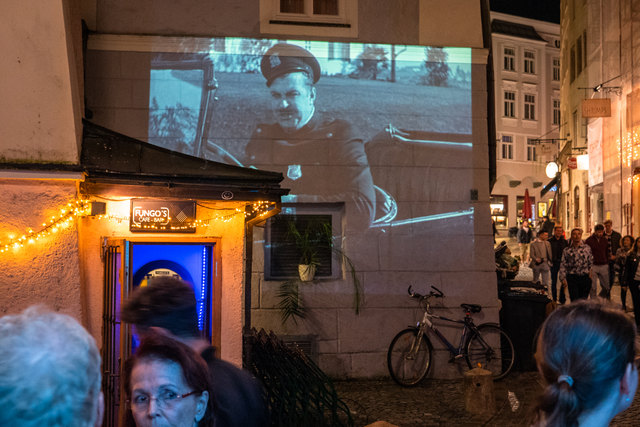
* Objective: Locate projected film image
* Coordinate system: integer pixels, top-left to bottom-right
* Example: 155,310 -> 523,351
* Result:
148,38 -> 473,231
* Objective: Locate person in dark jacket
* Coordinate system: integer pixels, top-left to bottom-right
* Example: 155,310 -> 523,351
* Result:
121,277 -> 269,427
615,235 -> 633,311
622,237 -> 640,326
549,225 -> 568,303
517,219 -> 533,264
604,219 -> 622,290
585,224 -> 610,299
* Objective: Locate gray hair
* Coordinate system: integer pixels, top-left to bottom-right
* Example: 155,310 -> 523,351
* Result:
0,306 -> 102,427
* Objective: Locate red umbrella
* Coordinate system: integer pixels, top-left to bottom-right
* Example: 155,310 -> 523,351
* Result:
522,188 -> 532,219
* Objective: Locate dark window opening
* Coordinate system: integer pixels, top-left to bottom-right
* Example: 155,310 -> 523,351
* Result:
268,214 -> 333,278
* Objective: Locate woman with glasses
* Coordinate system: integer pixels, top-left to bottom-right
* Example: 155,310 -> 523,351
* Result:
532,300 -> 637,426
123,331 -> 213,427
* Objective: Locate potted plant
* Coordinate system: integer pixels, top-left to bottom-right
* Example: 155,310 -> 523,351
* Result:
287,219 -> 330,282
277,217 -> 363,324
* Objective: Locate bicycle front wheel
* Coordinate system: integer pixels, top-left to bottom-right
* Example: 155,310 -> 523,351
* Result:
466,323 -> 514,380
387,328 -> 433,387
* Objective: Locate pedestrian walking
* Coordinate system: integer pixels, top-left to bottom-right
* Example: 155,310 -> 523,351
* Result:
615,235 -> 633,311
558,228 -> 593,301
530,230 -> 552,294
604,219 -> 622,291
538,215 -> 555,236
549,225 -> 568,304
622,237 -> 640,327
517,219 -> 533,264
585,224 -> 610,299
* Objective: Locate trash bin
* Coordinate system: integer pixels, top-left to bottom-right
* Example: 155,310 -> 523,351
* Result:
498,281 -> 551,371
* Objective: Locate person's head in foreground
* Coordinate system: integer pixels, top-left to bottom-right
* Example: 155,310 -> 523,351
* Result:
121,276 -> 200,341
0,306 -> 104,427
123,331 -> 212,427
533,300 -> 637,426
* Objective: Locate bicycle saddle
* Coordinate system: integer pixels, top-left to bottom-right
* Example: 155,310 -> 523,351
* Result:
461,303 -> 482,313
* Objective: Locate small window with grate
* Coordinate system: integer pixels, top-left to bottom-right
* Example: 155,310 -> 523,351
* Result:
266,212 -> 340,279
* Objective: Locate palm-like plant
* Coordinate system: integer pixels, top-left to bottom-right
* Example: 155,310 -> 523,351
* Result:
277,218 -> 363,324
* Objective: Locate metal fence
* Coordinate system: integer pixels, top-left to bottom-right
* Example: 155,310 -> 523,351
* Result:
244,328 -> 353,427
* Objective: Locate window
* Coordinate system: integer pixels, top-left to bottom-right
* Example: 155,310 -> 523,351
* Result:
576,35 -> 583,75
553,99 -> 561,125
527,138 -> 537,161
570,45 -> 576,82
504,91 -> 515,117
260,0 -> 357,38
524,50 -> 536,74
582,30 -> 587,70
501,135 -> 513,159
524,94 -> 536,120
553,58 -> 560,81
280,0 -> 339,15
503,47 -> 515,71
572,110 -> 578,145
265,205 -> 342,279
574,186 -> 580,219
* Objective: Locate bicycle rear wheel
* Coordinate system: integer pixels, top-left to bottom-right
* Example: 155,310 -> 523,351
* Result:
465,323 -> 514,380
387,328 -> 433,387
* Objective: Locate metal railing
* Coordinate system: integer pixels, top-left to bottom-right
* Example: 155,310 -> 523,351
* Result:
244,328 -> 353,427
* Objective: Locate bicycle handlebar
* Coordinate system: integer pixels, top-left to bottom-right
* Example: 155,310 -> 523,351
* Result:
407,285 -> 444,299
431,285 -> 444,297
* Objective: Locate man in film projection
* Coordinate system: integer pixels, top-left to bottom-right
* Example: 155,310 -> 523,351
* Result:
244,43 -> 375,228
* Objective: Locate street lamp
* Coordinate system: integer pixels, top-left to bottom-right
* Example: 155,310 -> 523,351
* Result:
546,161 -> 559,178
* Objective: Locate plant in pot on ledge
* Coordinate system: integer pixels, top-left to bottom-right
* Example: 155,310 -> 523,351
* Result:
277,217 -> 362,324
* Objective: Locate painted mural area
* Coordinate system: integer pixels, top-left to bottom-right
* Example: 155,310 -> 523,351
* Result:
147,38 -> 473,239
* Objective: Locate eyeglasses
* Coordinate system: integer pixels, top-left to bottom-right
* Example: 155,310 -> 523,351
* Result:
128,389 -> 200,411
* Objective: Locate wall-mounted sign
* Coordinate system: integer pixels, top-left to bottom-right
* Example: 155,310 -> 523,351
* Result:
567,157 -> 577,169
581,98 -> 611,118
130,199 -> 196,233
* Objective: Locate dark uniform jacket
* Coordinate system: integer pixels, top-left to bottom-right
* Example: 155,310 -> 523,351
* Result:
245,113 -> 376,226
549,235 -> 568,268
201,346 -> 269,427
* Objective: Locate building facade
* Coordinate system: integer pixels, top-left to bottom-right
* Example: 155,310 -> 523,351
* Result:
1,0 -> 496,388
490,12 -> 560,233
558,0 -> 639,235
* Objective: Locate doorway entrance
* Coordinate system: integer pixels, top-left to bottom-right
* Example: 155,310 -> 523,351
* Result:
101,239 -> 220,427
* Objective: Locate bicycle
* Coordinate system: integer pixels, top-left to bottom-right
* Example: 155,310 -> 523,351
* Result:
387,285 -> 515,387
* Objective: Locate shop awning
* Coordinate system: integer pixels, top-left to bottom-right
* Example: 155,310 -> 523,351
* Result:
540,175 -> 559,198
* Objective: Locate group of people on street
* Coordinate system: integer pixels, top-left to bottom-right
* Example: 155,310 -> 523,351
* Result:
516,217 -> 640,326
0,277 -> 268,427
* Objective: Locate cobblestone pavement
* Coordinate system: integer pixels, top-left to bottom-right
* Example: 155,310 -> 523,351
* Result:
334,371 -> 640,426
333,233 -> 640,426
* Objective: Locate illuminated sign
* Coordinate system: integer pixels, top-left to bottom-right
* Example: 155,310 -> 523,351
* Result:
581,99 -> 611,118
130,200 -> 196,233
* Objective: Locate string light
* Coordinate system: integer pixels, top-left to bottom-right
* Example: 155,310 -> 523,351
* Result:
0,199 -> 91,253
1,198 -> 278,255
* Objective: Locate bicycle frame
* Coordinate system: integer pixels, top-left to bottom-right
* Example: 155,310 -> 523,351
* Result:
415,299 -> 480,362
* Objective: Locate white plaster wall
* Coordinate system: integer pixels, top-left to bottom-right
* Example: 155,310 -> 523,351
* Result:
1,0 -> 80,162
78,199 -> 246,367
0,180 -> 83,319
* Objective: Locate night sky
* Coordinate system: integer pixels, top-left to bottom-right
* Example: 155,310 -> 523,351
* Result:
490,0 -> 560,24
